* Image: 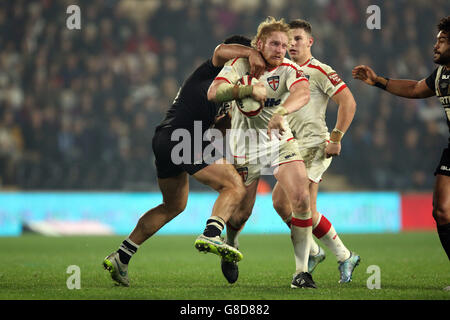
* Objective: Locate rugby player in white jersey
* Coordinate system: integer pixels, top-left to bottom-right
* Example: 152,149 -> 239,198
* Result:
272,19 -> 360,283
207,17 -> 317,288
217,19 -> 360,285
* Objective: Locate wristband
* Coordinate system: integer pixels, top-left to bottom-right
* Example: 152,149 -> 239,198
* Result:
237,85 -> 253,99
274,105 -> 288,116
215,83 -> 253,102
330,128 -> 344,143
374,77 -> 389,90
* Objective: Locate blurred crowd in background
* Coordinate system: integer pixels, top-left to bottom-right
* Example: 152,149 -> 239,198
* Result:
0,0 -> 449,191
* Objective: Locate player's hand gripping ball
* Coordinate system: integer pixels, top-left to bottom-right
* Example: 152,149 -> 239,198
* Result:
236,75 -> 263,117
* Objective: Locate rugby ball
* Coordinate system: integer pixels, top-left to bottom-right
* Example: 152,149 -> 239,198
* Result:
236,75 -> 263,117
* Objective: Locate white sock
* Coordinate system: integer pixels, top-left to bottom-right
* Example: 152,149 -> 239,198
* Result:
285,213 -> 319,256
313,213 -> 350,262
309,238 -> 320,256
291,211 -> 312,274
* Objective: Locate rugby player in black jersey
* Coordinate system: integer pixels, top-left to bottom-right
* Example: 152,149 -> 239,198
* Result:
102,35 -> 267,286
352,16 -> 450,265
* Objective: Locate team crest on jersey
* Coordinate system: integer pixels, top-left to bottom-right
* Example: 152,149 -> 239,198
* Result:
267,75 -> 280,91
236,166 -> 248,182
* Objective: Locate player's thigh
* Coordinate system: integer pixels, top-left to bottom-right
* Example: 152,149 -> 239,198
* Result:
309,181 -> 319,215
157,172 -> 189,214
274,160 -> 309,194
432,174 -> 450,224
274,160 -> 310,209
193,159 -> 244,192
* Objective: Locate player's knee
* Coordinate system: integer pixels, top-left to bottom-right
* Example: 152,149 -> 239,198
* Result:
289,190 -> 310,213
233,180 -> 246,203
164,199 -> 187,216
220,176 -> 246,203
432,201 -> 450,224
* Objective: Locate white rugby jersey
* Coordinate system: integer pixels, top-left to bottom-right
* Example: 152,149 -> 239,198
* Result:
215,57 -> 308,161
287,57 -> 347,148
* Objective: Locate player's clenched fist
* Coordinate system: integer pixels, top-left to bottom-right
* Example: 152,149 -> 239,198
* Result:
352,65 -> 378,85
251,82 -> 267,107
248,50 -> 266,79
267,114 -> 285,140
325,141 -> 341,158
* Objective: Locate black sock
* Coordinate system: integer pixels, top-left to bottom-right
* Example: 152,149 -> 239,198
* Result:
117,238 -> 139,264
437,223 -> 450,260
203,216 -> 225,238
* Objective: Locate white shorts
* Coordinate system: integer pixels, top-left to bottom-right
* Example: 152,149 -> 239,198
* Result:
234,138 -> 303,186
299,141 -> 332,183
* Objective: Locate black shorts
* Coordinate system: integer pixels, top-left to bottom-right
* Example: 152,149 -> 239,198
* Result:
434,147 -> 450,176
152,126 -> 222,179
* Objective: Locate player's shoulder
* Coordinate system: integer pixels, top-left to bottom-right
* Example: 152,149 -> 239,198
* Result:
305,57 -> 345,86
225,57 -> 249,67
304,57 -> 336,76
278,57 -> 302,72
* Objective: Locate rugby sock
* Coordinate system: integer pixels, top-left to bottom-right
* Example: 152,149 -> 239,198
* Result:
437,223 -> 450,259
309,237 -> 320,256
203,216 -> 225,238
225,221 -> 243,248
117,238 -> 139,265
291,211 -> 313,273
284,214 -> 320,255
313,213 -> 350,262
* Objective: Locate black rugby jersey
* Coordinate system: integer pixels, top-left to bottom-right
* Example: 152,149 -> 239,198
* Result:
425,65 -> 450,143
157,59 -> 222,131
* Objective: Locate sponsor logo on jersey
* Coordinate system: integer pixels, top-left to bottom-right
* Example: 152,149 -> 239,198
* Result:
264,98 -> 282,107
296,69 -> 306,78
327,72 -> 343,86
284,152 -> 297,159
267,75 -> 280,91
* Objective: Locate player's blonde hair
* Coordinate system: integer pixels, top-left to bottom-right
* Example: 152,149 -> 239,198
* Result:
251,16 -> 292,48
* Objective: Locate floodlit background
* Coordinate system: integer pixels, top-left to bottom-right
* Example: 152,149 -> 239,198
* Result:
0,0 -> 448,235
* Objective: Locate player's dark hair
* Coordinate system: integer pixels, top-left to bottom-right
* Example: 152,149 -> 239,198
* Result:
223,35 -> 252,47
288,19 -> 312,36
437,16 -> 450,34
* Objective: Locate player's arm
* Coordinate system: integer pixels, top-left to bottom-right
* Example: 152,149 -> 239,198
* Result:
207,73 -> 266,105
267,80 -> 310,139
212,44 -> 266,78
325,87 -> 357,157
281,80 -> 310,113
352,65 -> 435,98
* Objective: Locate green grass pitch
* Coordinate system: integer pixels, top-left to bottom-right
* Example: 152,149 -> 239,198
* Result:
0,232 -> 448,300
